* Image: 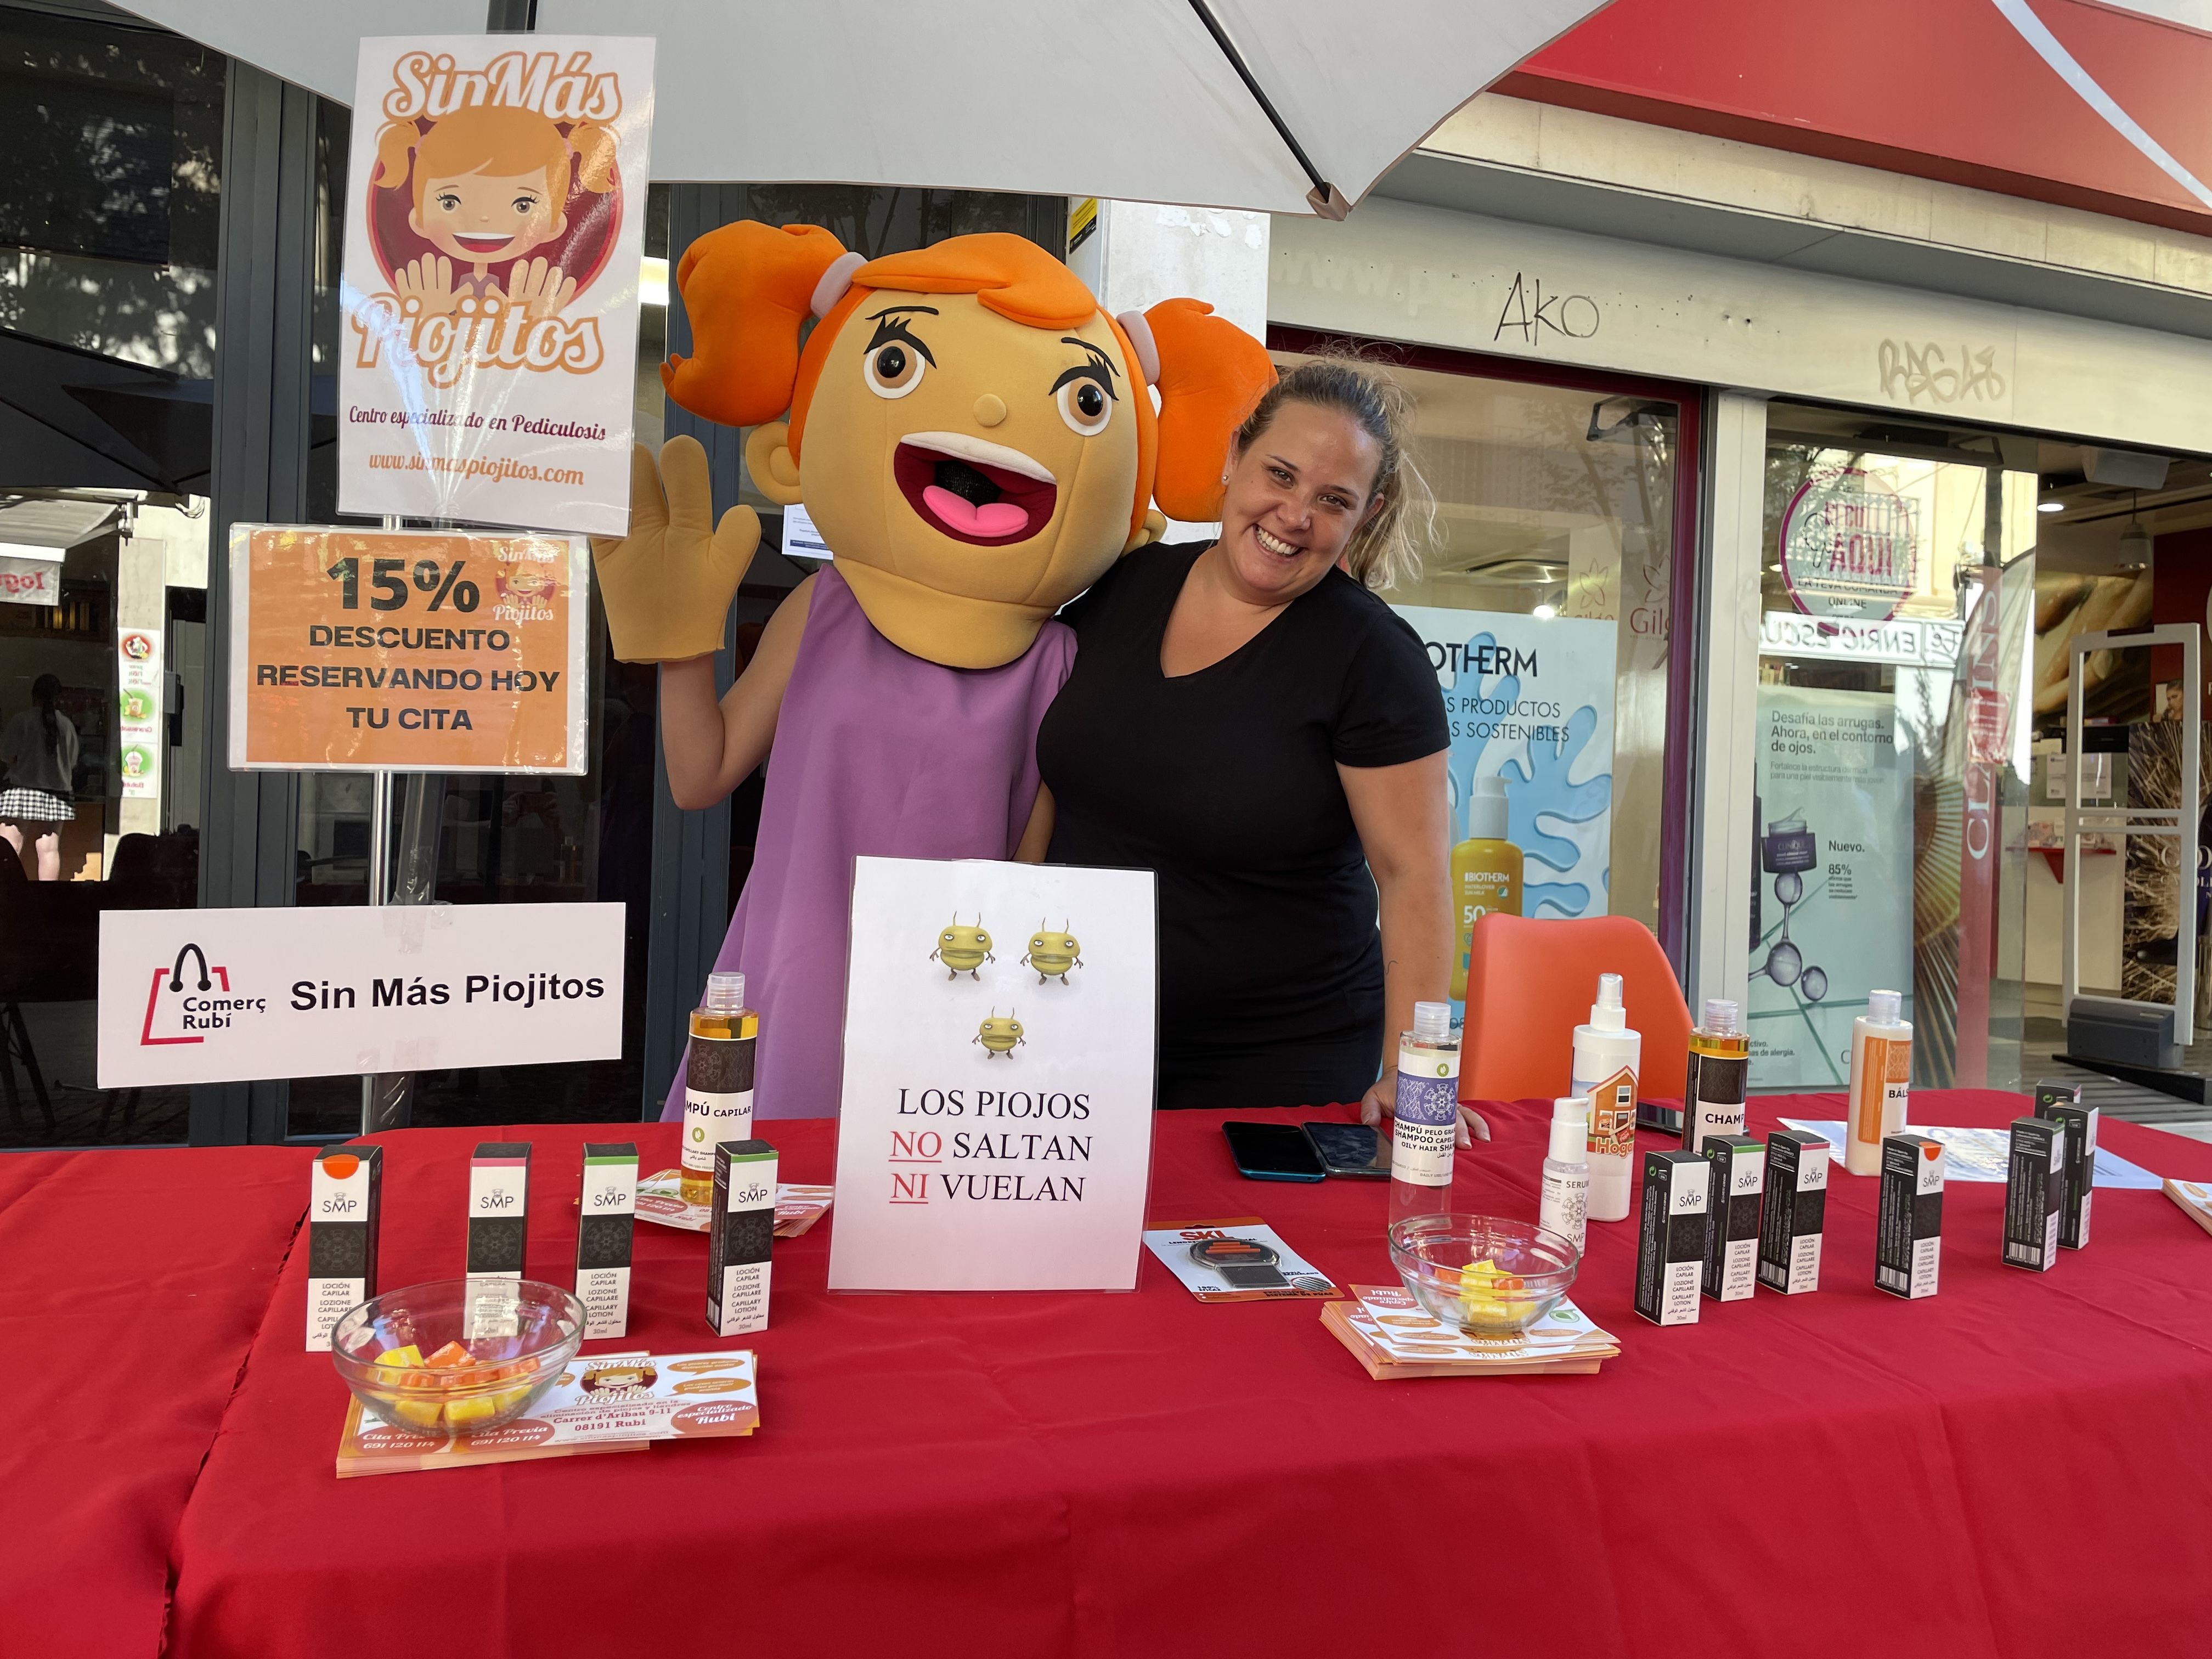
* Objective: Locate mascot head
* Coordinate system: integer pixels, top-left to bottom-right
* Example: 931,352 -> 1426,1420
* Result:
662,221 -> 1276,669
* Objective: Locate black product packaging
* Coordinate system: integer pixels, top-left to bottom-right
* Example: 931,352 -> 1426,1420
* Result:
576,1143 -> 639,1339
1875,1133 -> 1944,1299
306,1142 -> 382,1351
707,1138 -> 778,1336
2034,1080 -> 2097,1249
1700,1133 -> 1764,1301
1756,1129 -> 1829,1294
466,1141 -> 532,1278
1682,1047 -> 1750,1154
2004,1116 -> 2067,1273
1634,1149 -> 1709,1325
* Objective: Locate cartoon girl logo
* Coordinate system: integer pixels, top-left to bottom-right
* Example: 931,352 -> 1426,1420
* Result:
370,103 -> 619,320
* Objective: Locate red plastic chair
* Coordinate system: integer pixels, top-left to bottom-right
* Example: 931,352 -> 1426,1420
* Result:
1459,914 -> 1692,1105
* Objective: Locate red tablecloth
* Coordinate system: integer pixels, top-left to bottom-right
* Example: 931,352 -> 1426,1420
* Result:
0,1144 -> 311,1659
156,1092 -> 2212,1659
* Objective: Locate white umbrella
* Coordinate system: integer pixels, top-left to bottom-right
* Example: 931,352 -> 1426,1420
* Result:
116,0 -> 1611,216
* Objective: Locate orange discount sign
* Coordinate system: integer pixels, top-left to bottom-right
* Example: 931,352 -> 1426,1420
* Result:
226,524 -> 589,774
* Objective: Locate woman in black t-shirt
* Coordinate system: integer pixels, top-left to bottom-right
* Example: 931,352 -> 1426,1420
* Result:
1028,359 -> 1469,1129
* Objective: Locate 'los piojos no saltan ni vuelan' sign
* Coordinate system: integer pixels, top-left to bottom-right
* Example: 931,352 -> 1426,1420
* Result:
827,857 -> 1159,1292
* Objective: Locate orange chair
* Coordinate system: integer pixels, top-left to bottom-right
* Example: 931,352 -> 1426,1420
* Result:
1459,913 -> 1692,1105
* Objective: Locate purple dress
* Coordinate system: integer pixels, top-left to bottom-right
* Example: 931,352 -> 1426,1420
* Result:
661,566 -> 1075,1121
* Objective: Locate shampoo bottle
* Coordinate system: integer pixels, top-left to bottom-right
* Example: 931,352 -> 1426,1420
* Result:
1389,1001 -> 1462,1225
1538,1096 -> 1592,1256
1572,973 -> 1641,1223
1449,777 -> 1522,1001
1684,998 -> 1750,1154
1846,989 -> 1913,1177
681,970 -> 759,1207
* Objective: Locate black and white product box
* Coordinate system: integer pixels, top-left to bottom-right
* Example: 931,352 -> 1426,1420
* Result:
1681,1048 -> 1748,1154
576,1143 -> 639,1339
1700,1133 -> 1764,1302
2003,1116 -> 2067,1273
465,1141 -> 532,1278
305,1143 -> 381,1351
2034,1080 -> 2097,1249
1756,1129 -> 1829,1294
1875,1134 -> 1944,1299
1634,1149 -> 1710,1326
708,1138 -> 777,1337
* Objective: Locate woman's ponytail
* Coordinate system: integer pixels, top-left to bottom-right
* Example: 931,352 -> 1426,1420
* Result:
372,120 -> 420,190
661,221 -> 850,430
1143,298 -> 1277,524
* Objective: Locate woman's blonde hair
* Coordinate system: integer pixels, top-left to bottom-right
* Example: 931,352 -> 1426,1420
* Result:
1231,356 -> 1435,591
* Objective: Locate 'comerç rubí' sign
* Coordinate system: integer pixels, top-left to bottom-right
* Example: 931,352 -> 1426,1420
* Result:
1779,467 -> 1918,622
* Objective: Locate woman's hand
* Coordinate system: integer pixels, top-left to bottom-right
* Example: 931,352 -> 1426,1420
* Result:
1357,1077 -> 1492,1148
393,255 -> 459,317
504,256 -> 578,318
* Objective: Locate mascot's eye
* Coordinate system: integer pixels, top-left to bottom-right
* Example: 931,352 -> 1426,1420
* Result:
1056,377 -> 1112,436
865,342 -> 926,399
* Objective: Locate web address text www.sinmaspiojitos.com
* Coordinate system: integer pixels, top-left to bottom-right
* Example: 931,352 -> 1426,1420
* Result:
367,452 -> 585,488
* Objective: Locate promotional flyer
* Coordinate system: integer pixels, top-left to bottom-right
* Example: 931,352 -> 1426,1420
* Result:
337,37 -> 655,535
116,625 -> 161,799
1748,684 -> 1915,1085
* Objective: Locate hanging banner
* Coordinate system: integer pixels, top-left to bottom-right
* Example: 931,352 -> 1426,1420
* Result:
337,36 -> 655,536
116,625 -> 162,799
227,523 -> 589,774
1748,684 -> 1915,1086
827,856 -> 1158,1293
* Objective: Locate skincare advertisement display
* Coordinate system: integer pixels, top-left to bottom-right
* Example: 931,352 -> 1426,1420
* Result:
1748,685 -> 1914,1086
827,857 -> 1158,1292
337,37 -> 656,535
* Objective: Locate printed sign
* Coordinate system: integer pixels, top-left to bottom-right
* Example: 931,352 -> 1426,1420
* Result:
827,856 -> 1158,1293
1779,467 -> 1919,622
338,36 -> 655,535
0,552 -> 61,607
226,523 -> 588,772
97,901 -> 623,1088
116,625 -> 161,799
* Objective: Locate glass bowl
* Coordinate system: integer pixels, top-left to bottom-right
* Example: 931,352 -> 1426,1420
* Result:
1386,1214 -> 1580,1335
331,1278 -> 585,1438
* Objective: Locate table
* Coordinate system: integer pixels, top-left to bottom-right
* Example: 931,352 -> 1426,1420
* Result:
0,1144 -> 311,1659
154,1091 -> 2212,1659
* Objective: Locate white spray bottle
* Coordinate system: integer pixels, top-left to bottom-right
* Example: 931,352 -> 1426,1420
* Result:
1572,973 -> 1641,1223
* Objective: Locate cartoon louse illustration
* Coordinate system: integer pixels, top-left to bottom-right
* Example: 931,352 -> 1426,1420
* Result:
1021,918 -> 1084,985
975,1009 -> 1025,1058
930,913 -> 995,980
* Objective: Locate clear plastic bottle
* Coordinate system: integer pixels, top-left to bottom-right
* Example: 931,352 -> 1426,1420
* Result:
681,970 -> 759,1207
1389,1001 -> 1462,1225
1538,1096 -> 1591,1256
1684,997 -> 1750,1154
1846,988 -> 1912,1177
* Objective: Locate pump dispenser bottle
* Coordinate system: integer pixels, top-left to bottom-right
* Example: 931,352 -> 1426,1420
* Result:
1846,989 -> 1913,1177
1449,777 -> 1522,1000
681,971 -> 759,1207
1538,1097 -> 1592,1256
1684,998 -> 1750,1155
1389,1001 -> 1462,1224
1572,974 -> 1641,1223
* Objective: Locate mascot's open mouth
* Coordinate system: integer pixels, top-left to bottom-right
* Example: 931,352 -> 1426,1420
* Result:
894,433 -> 1058,547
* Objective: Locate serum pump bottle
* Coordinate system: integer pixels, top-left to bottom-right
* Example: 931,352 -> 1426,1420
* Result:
1389,1001 -> 1462,1225
680,971 -> 759,1207
1538,1096 -> 1592,1256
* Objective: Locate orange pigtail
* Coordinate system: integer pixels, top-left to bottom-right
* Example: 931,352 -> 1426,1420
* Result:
567,120 -> 618,193
662,222 -> 849,430
1144,298 -> 1277,523
372,120 -> 421,191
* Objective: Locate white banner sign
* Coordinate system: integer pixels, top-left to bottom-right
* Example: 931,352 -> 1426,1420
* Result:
337,36 -> 656,536
0,552 -> 61,607
98,902 -> 624,1088
827,856 -> 1158,1293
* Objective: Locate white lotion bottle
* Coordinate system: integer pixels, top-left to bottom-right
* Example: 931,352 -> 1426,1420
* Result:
1572,973 -> 1642,1223
1538,1096 -> 1592,1257
1846,988 -> 1913,1177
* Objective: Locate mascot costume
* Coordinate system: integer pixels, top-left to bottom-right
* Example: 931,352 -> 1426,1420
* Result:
591,221 -> 1276,1121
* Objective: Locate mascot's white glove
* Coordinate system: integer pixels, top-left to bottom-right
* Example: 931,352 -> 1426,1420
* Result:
589,436 -> 760,663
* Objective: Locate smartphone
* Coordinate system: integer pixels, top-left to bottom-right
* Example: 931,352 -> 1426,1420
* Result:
1222,1120 -> 1327,1183
1300,1120 -> 1390,1179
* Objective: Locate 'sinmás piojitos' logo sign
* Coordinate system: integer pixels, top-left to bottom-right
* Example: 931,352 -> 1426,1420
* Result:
1779,467 -> 1919,623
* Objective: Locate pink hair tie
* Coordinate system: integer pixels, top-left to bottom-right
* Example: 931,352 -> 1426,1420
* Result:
810,251 -> 865,320
1116,309 -> 1160,386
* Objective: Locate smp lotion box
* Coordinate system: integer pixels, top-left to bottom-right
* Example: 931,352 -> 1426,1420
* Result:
576,1143 -> 639,1339
1876,1133 -> 1944,1299
2004,1116 -> 2067,1273
466,1142 -> 532,1279
708,1138 -> 777,1337
2034,1080 -> 2097,1249
1756,1129 -> 1829,1294
306,1143 -> 382,1351
1634,1149 -> 1709,1326
1700,1133 -> 1764,1302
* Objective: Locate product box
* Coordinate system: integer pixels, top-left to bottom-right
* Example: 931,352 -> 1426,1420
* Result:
1756,1128 -> 1829,1294
465,1142 -> 532,1278
1700,1133 -> 1764,1301
1634,1149 -> 1709,1326
2003,1116 -> 2067,1273
707,1138 -> 777,1337
306,1142 -> 382,1351
1875,1133 -> 1944,1299
2034,1080 -> 2097,1249
576,1143 -> 639,1339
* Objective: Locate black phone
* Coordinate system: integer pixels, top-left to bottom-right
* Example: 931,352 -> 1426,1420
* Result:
1300,1120 -> 1390,1179
1222,1120 -> 1327,1182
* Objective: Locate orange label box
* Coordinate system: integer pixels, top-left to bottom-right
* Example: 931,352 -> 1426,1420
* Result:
227,524 -> 589,773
